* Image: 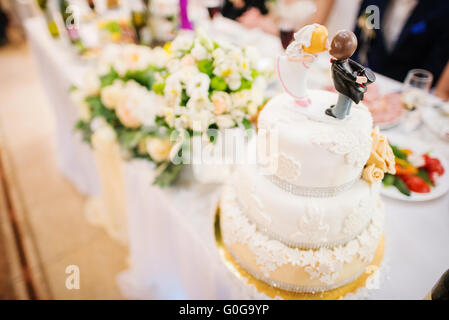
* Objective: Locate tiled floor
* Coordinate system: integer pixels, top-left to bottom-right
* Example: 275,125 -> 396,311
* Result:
0,42 -> 128,299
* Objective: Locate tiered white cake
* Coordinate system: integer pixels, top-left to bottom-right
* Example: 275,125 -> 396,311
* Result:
219,90 -> 385,293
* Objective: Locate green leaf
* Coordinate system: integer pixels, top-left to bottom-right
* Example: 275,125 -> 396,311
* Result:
382,173 -> 395,187
417,168 -> 434,186
85,96 -> 119,125
123,67 -> 156,90
69,85 -> 78,92
198,59 -> 214,76
104,21 -> 121,33
180,89 -> 189,107
237,78 -> 252,91
390,144 -> 407,160
206,123 -> 219,144
74,119 -> 93,144
242,117 -> 254,139
393,176 -> 411,196
153,82 -> 165,95
100,67 -> 119,88
210,76 -> 227,91
153,163 -> 183,187
251,69 -> 259,79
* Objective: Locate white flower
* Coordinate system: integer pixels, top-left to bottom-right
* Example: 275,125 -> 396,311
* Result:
191,40 -> 209,61
113,44 -> 153,76
212,48 -> 226,60
231,90 -> 251,108
115,80 -> 146,129
95,125 -> 117,143
247,101 -> 259,116
250,87 -> 264,106
230,108 -> 245,122
164,74 -> 183,107
100,80 -> 125,110
135,91 -> 160,127
97,44 -> 121,75
70,90 -> 91,121
83,70 -> 100,96
167,58 -> 181,74
197,28 -> 214,51
186,73 -> 210,97
90,117 -> 108,132
180,54 -> 196,67
211,91 -> 232,115
216,114 -> 235,129
171,34 -> 194,53
149,47 -> 169,68
176,65 -> 200,83
189,109 -> 213,132
186,91 -> 214,112
146,137 -> 172,163
226,73 -> 242,91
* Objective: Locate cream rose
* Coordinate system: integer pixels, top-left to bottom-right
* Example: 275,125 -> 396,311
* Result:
362,164 -> 384,184
211,91 -> 232,115
101,80 -> 125,110
366,127 -> 396,175
146,137 -> 172,163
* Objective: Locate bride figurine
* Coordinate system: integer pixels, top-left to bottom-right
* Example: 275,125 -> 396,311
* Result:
277,24 -> 329,107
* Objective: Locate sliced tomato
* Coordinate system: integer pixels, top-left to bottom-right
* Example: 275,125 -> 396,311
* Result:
423,154 -> 445,176
403,176 -> 431,193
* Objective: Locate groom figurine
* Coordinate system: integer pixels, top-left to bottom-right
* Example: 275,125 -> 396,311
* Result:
325,30 -> 375,120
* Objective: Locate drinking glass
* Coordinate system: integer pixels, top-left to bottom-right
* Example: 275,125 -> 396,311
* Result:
402,69 -> 433,110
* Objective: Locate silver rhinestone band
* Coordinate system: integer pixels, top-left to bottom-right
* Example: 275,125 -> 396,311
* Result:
266,174 -> 361,198
236,198 -> 370,249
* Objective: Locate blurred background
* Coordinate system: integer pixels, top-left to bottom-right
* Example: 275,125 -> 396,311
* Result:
0,0 -> 448,300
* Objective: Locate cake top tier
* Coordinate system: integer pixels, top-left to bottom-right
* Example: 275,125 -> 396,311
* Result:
257,90 -> 373,189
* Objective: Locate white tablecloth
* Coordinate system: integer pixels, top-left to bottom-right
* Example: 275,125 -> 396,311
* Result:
25,17 -> 101,197
25,15 -> 449,299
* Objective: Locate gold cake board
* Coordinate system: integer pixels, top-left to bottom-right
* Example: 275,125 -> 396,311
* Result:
214,208 -> 385,300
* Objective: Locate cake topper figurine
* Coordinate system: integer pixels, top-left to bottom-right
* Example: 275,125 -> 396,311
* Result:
325,30 -> 375,119
277,24 -> 329,107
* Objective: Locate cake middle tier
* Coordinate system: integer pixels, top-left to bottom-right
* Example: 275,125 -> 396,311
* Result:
257,91 -> 373,188
234,165 -> 380,248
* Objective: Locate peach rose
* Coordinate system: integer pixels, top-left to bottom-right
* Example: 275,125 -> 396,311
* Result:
366,127 -> 396,175
211,91 -> 231,115
362,164 -> 384,184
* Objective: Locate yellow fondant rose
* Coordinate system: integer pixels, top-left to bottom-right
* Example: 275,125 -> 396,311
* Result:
362,164 -> 384,183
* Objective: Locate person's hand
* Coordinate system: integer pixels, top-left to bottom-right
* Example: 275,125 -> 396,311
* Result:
356,76 -> 368,84
237,8 -> 263,29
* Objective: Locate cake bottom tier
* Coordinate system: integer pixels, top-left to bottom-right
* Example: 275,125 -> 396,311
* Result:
220,185 -> 385,293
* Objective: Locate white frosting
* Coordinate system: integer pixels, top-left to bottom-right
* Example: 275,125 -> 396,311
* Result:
258,90 -> 373,188
234,166 -> 380,248
220,183 -> 384,290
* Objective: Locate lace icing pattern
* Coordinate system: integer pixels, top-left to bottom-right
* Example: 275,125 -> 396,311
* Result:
312,129 -> 372,168
220,185 -> 384,286
275,153 -> 301,184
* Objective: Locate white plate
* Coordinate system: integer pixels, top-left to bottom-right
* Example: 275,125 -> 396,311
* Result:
380,134 -> 449,201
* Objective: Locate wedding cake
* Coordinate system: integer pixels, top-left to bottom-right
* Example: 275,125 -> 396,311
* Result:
219,25 -> 394,294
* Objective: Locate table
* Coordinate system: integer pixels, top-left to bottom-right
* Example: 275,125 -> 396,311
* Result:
25,15 -> 449,299
24,17 -> 101,197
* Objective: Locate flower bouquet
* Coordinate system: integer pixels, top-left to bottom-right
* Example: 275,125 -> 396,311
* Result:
72,30 -> 268,187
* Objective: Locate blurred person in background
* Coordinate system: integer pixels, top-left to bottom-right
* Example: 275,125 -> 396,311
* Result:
435,62 -> 449,101
353,0 -> 449,85
0,2 -> 8,46
221,0 -> 335,35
